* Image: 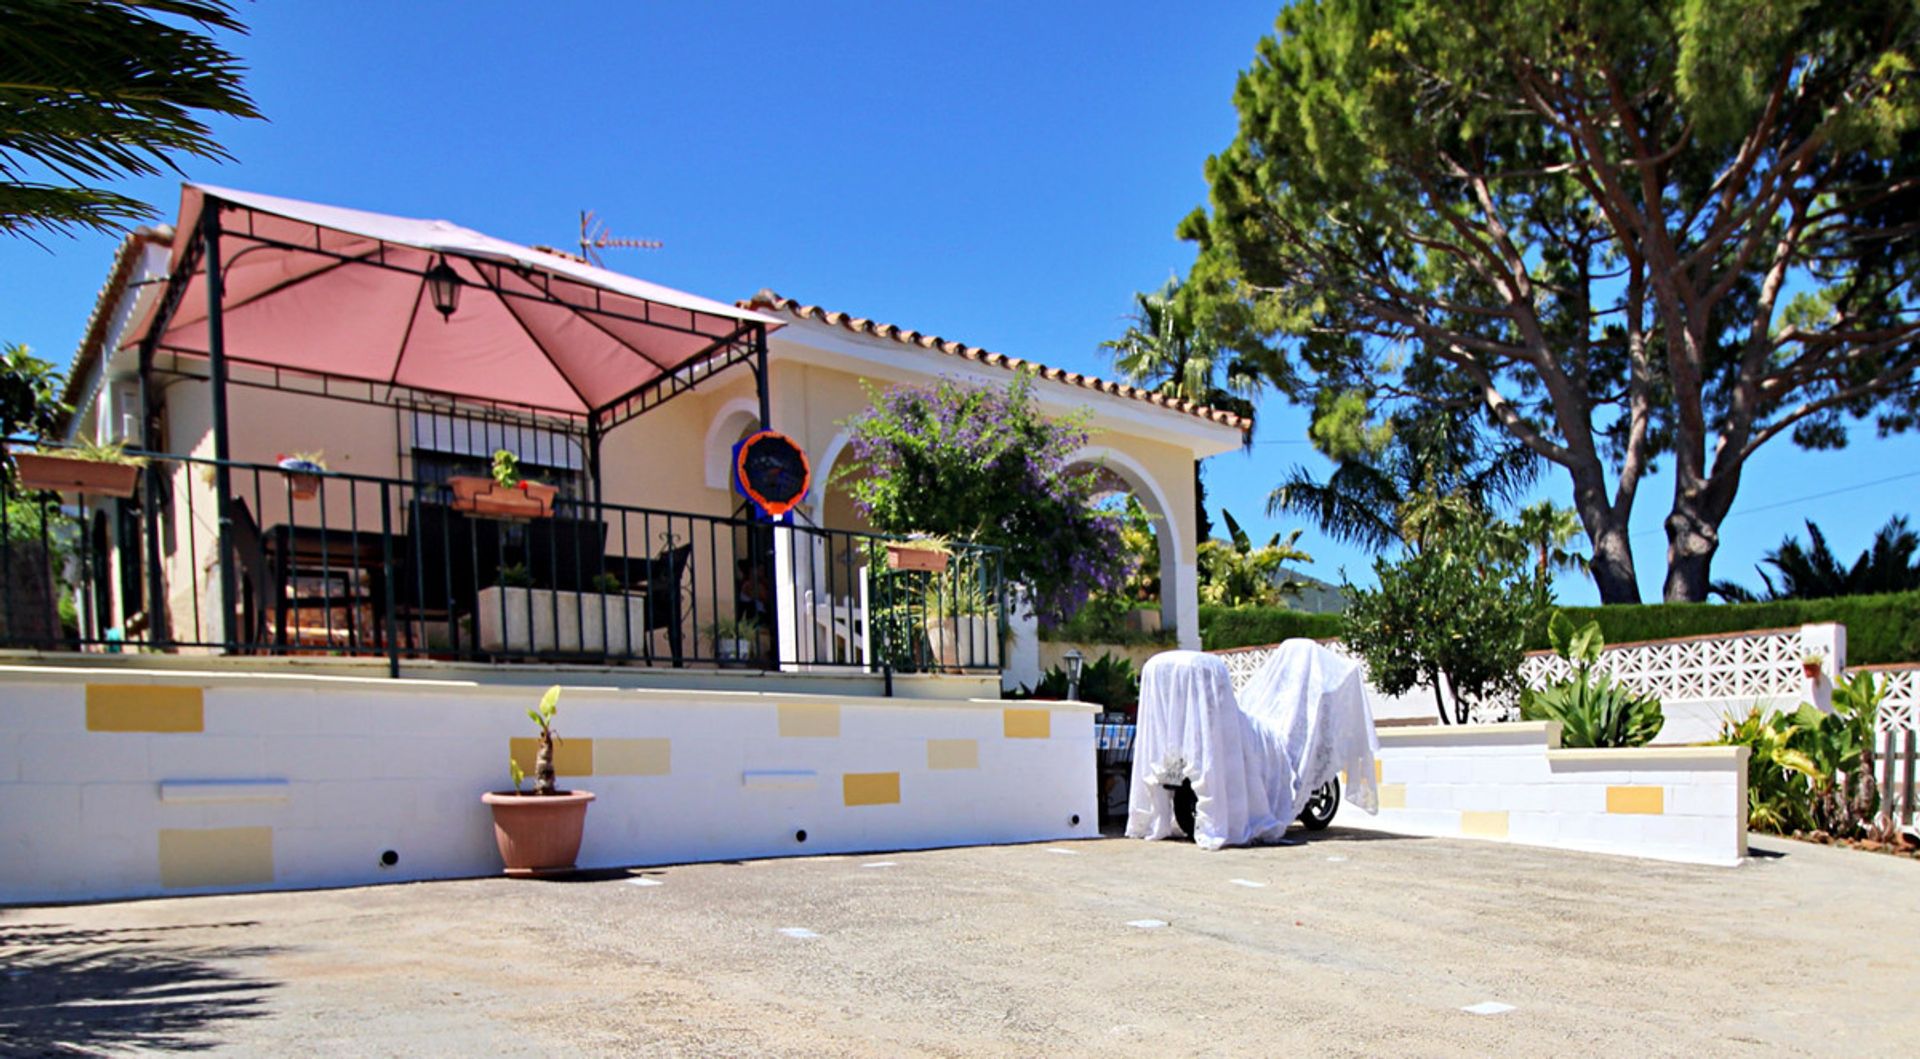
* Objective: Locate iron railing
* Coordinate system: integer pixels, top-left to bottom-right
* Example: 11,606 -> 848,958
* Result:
0,445 -> 1005,678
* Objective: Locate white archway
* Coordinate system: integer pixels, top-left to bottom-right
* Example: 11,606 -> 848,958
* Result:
805,425 -> 856,521
702,396 -> 762,490
1067,444 -> 1198,650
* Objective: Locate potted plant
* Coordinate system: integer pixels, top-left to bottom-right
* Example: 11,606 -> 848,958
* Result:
449,449 -> 558,520
922,565 -> 1000,669
885,533 -> 951,572
707,615 -> 763,666
1803,652 -> 1825,681
276,451 -> 327,500
480,686 -> 594,876
477,565 -> 649,656
12,439 -> 148,498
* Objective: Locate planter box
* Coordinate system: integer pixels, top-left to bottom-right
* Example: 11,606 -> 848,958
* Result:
925,614 -> 1000,669
1124,608 -> 1163,635
12,452 -> 139,498
886,544 -> 949,573
449,476 -> 557,519
475,586 -> 649,656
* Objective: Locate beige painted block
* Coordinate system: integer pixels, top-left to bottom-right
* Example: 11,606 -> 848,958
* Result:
926,738 -> 979,770
779,703 -> 841,738
843,772 -> 901,806
510,736 -> 594,777
158,827 -> 274,889
1375,759 -> 1384,783
596,738 -> 671,776
86,684 -> 203,732
1003,708 -> 1051,739
1376,783 -> 1407,810
1607,785 -> 1665,815
1460,810 -> 1509,838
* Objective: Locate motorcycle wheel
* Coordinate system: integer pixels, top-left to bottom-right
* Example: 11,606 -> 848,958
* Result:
1168,781 -> 1197,841
1298,778 -> 1340,831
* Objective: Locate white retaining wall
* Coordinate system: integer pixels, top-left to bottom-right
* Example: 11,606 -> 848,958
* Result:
0,665 -> 1096,904
1347,721 -> 1750,866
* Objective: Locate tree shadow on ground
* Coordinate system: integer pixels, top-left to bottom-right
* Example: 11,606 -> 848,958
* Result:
0,921 -> 276,1055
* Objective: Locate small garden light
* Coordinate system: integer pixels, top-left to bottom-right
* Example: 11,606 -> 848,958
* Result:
1064,648 -> 1085,701
424,255 -> 463,319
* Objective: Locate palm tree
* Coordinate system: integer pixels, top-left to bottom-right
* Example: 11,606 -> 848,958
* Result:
1506,500 -> 1589,578
1270,403 -> 1540,553
1102,278 -> 1256,422
1712,516 -> 1920,602
0,0 -> 259,240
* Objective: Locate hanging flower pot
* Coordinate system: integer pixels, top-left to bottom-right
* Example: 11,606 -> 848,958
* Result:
448,476 -> 557,519
12,450 -> 141,498
276,453 -> 326,501
1802,656 -> 1824,681
886,537 -> 951,572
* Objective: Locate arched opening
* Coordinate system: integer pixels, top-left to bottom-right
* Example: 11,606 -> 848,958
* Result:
1066,446 -> 1194,650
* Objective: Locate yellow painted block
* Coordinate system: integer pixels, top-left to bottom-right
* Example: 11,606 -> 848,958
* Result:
158,827 -> 274,889
843,771 -> 901,806
926,738 -> 979,770
1375,759 -> 1384,783
596,738 -> 670,776
1460,811 -> 1509,838
778,703 -> 841,738
1607,785 -> 1665,815
1376,783 -> 1407,810
1003,708 -> 1051,739
86,684 -> 203,732
510,736 -> 594,777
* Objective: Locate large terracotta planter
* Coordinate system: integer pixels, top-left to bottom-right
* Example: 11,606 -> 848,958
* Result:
886,543 -> 949,572
12,452 -> 139,498
449,476 -> 557,519
481,789 -> 595,876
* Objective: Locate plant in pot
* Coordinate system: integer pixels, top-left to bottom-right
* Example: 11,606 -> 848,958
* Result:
480,685 -> 595,876
13,439 -> 148,499
922,562 -> 1000,669
885,533 -> 951,572
449,449 -> 558,519
1802,652 -> 1825,681
707,615 -> 763,666
275,451 -> 327,500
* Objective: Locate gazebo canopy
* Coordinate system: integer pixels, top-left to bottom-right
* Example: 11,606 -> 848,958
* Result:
125,184 -> 782,424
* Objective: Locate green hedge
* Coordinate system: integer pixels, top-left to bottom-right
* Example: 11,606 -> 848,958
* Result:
1199,605 -> 1344,650
1526,591 -> 1920,666
1200,591 -> 1920,665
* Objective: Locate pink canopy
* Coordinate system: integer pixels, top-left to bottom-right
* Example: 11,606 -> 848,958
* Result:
124,184 -> 783,421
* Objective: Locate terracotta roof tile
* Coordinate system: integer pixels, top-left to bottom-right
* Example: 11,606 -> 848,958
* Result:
740,289 -> 1253,434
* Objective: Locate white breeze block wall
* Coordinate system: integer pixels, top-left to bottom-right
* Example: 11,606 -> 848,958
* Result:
1349,722 -> 1749,866
0,666 -> 1096,904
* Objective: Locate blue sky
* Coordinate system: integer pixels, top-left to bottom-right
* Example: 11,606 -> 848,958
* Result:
4,1 -> 1917,605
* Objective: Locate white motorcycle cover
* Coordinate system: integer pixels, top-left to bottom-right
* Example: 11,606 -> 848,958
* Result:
1126,651 -> 1293,849
1236,639 -> 1382,814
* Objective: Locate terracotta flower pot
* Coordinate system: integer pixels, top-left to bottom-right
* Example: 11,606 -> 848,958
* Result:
284,472 -> 321,500
1803,662 -> 1822,680
449,476 -> 558,519
12,452 -> 140,498
886,543 -> 949,572
481,789 -> 595,876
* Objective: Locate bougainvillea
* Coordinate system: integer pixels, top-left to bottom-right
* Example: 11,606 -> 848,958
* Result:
835,371 -> 1129,626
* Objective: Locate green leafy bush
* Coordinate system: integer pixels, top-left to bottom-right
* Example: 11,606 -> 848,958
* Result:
1013,652 -> 1141,713
1199,606 -> 1344,649
1518,614 -> 1663,748
1044,595 -> 1176,646
1523,592 -> 1920,666
1717,672 -> 1886,838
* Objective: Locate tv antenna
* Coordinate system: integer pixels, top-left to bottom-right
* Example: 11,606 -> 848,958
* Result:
578,209 -> 662,266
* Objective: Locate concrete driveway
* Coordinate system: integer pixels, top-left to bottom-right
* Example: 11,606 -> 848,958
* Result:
3,830 -> 1917,1057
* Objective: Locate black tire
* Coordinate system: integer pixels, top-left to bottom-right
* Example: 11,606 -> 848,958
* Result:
1168,781 -> 1197,841
1298,778 -> 1340,831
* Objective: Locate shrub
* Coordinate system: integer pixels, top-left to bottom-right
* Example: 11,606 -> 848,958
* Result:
1198,606 -> 1343,649
1013,651 -> 1141,713
1716,672 -> 1887,838
1523,591 -> 1920,666
1518,614 -> 1663,748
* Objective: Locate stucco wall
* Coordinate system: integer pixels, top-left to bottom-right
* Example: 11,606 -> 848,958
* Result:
0,666 -> 1097,904
1347,722 -> 1750,866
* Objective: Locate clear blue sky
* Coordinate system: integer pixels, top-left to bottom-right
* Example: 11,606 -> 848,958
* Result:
4,1 -> 1916,605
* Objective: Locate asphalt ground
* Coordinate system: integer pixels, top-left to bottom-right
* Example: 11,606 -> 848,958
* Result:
3,830 -> 1916,1057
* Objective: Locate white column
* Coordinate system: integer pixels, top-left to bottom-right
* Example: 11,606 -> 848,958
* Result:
773,525 -> 799,671
1801,622 -> 1847,713
1171,560 -> 1201,651
1002,584 -> 1040,694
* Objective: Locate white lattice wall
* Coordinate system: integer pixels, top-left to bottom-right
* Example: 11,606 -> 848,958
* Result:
1515,627 -> 1810,705
1867,664 -> 1920,736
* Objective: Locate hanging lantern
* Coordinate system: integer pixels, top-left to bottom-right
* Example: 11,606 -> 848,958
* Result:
425,256 -> 463,320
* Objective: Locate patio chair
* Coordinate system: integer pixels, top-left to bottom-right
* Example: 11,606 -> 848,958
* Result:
223,498 -> 278,651
397,500 -> 505,653
523,515 -> 608,591
638,542 -> 691,667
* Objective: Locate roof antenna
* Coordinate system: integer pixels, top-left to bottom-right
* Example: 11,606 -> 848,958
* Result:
578,209 -> 662,267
